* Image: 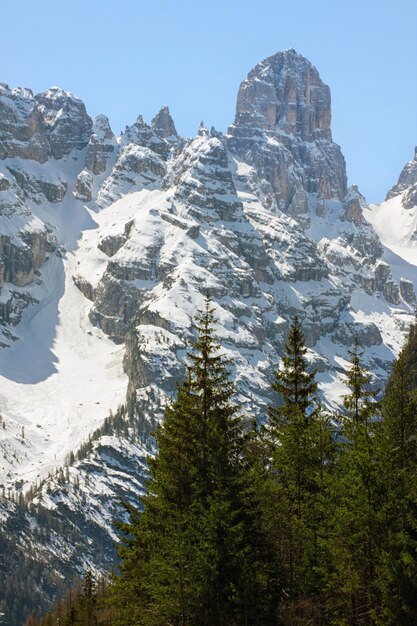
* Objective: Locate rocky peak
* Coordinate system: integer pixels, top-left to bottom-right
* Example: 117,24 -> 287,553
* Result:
0,83 -> 47,162
232,49 -> 332,142
92,114 -> 116,143
34,87 -> 92,159
75,115 -> 118,200
169,133 -> 241,223
82,114 -> 117,177
35,86 -> 81,113
0,83 -> 92,162
121,114 -> 153,148
151,105 -> 178,140
386,147 -> 417,207
227,50 -> 347,222
95,114 -> 168,208
2,57 -> 417,624
198,121 -> 209,137
120,112 -> 178,161
342,185 -> 367,226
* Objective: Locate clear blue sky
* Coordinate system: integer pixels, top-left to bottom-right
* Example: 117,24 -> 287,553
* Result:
1,0 -> 416,203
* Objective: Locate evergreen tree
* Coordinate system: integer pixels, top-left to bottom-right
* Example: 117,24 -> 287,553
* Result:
79,571 -> 97,626
328,340 -> 381,625
111,297 -> 279,625
269,316 -> 334,623
270,315 -> 317,428
342,339 -> 378,426
376,323 -> 417,624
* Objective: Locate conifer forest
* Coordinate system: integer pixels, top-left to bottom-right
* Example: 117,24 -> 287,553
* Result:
24,299 -> 417,626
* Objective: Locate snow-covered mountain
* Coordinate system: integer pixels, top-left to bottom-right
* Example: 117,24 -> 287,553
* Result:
0,50 -> 416,623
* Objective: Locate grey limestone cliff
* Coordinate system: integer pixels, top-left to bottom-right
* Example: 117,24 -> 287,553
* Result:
227,49 -> 347,222
386,147 -> 417,209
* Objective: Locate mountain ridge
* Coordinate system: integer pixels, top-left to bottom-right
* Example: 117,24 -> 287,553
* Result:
0,49 -> 416,624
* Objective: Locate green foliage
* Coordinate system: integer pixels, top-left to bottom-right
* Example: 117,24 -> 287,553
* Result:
110,297 -> 279,625
268,316 -> 336,623
342,339 -> 379,425
270,315 -> 317,427
24,572 -> 114,626
375,323 -> 417,625
17,313 -> 417,626
327,340 -> 382,625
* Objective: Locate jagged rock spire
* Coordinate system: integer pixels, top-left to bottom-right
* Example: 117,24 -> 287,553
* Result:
151,105 -> 178,139
227,49 -> 347,220
386,147 -> 417,202
198,121 -> 209,137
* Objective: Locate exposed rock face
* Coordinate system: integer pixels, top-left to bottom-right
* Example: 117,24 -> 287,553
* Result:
383,280 -> 401,305
168,134 -> 243,222
386,147 -> 417,204
343,185 -> 365,226
75,115 -> 118,201
151,105 -> 178,140
75,169 -> 94,202
0,176 -> 54,294
375,261 -> 391,291
97,144 -> 166,208
72,274 -> 94,301
121,114 -> 177,160
332,320 -> 383,348
403,183 -> 417,209
88,124 -> 405,415
227,49 -> 347,222
85,115 -> 117,175
400,278 -> 417,306
7,164 -> 68,203
96,113 -> 180,208
0,84 -> 93,335
35,87 -> 92,160
365,147 -> 417,315
1,50 -> 412,442
0,83 -> 92,163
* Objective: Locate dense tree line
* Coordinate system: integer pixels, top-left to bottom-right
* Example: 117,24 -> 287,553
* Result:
29,302 -> 417,625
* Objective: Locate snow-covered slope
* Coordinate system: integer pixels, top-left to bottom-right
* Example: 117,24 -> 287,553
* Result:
364,148 -> 417,312
0,146 -> 128,490
1,50 -> 416,494
366,193 -> 417,268
0,51 -> 416,624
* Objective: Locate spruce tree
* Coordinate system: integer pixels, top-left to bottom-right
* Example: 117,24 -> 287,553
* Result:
270,315 -> 317,427
111,297 -> 278,625
376,323 -> 417,624
329,340 -> 381,625
269,316 -> 334,622
79,570 -> 97,626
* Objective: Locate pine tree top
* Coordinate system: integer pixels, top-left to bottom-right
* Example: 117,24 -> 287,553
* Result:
342,338 -> 379,425
271,315 -> 317,424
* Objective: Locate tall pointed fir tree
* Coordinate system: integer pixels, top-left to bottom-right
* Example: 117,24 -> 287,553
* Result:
329,339 -> 382,625
111,296 -> 279,625
376,321 -> 417,624
269,316 -> 335,623
79,570 -> 97,626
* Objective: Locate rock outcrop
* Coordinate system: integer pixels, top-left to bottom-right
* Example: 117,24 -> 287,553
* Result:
96,112 -> 180,208
0,83 -> 92,163
227,49 -> 347,223
75,115 -> 118,201
151,105 -> 178,140
386,147 -> 417,206
85,115 -> 117,175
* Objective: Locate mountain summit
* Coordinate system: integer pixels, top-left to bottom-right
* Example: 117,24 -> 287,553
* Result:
227,49 -> 347,221
0,50 -> 416,624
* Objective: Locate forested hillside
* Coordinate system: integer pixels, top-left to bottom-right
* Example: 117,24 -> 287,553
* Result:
29,302 -> 417,626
